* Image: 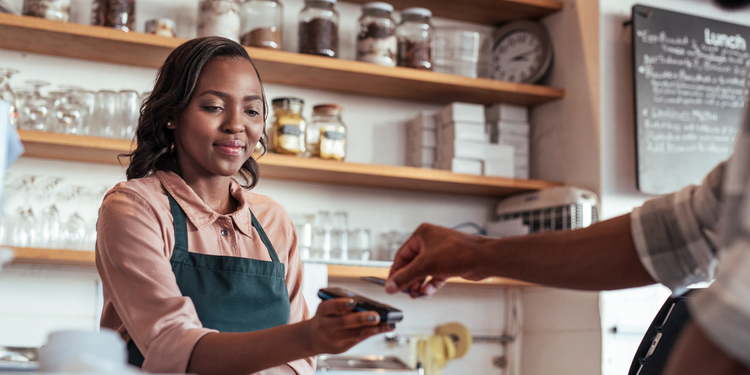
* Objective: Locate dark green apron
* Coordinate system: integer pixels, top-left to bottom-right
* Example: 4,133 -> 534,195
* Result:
127,194 -> 290,367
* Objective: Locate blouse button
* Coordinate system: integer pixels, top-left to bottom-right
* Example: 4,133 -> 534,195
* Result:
221,229 -> 229,237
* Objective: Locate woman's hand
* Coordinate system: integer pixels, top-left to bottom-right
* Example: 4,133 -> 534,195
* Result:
305,298 -> 394,354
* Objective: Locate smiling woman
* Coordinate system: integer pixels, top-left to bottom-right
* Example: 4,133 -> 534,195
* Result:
95,36 -> 393,375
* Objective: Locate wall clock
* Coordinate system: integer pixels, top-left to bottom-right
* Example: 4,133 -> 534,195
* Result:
490,20 -> 554,84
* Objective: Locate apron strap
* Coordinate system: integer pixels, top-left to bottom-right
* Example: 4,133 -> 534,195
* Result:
251,210 -> 281,263
168,194 -> 189,252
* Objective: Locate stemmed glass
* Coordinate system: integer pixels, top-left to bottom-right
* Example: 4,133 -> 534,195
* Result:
33,176 -> 63,248
57,185 -> 87,250
0,67 -> 20,127
20,80 -> 51,131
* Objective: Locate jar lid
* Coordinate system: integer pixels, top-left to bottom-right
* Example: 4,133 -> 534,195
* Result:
272,97 -> 305,105
363,2 -> 393,12
313,103 -> 344,114
401,7 -> 431,18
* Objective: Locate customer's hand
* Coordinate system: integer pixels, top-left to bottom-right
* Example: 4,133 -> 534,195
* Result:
306,298 -> 394,354
385,223 -> 489,297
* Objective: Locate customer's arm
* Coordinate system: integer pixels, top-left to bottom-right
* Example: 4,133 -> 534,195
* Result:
387,213 -> 656,295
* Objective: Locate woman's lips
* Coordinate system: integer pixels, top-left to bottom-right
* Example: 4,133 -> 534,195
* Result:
214,140 -> 245,156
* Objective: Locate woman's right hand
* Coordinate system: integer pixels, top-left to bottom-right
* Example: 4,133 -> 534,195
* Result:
305,298 -> 394,354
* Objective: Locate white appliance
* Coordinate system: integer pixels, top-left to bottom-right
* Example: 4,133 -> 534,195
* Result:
494,186 -> 599,232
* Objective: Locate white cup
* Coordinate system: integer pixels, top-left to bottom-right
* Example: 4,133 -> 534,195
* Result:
39,328 -> 127,372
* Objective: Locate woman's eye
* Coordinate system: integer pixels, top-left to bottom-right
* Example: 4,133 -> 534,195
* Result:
203,106 -> 222,112
245,109 -> 260,116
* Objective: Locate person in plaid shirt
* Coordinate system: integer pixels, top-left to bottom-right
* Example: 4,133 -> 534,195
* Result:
385,1 -> 750,374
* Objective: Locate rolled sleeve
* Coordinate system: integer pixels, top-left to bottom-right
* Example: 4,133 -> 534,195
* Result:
96,189 -> 217,373
630,163 -> 724,293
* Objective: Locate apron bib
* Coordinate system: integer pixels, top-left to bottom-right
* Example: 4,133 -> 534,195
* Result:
127,194 -> 290,367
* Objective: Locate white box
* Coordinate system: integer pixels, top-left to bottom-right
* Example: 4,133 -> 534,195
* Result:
439,122 -> 490,142
437,102 -> 485,125
484,145 -> 515,178
498,121 -> 530,136
514,165 -> 529,179
440,140 -> 488,160
450,157 -> 483,175
485,103 -> 528,122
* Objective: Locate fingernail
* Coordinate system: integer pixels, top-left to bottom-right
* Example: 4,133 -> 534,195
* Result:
388,323 -> 396,329
368,315 -> 377,322
385,280 -> 398,293
346,299 -> 356,308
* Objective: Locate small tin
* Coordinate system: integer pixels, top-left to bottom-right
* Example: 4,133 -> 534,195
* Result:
145,18 -> 177,37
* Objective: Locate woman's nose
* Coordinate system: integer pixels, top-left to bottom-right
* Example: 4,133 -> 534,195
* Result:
222,108 -> 245,133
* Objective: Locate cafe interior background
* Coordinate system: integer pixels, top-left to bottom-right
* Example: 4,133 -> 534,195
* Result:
1,0 -> 750,374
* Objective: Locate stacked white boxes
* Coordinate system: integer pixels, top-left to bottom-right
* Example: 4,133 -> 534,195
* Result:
485,103 -> 530,179
405,111 -> 437,168
434,102 -> 514,177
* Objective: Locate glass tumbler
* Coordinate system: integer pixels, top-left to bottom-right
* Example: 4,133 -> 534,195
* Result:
0,68 -> 20,128
116,90 -> 139,140
20,80 -> 51,131
347,228 -> 371,261
329,211 -> 348,260
311,210 -> 332,260
53,88 -> 85,135
92,90 -> 117,137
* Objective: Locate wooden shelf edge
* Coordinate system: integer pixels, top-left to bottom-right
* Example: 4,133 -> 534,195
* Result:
18,131 -> 562,197
327,264 -> 531,287
9,247 -> 95,267
6,248 -> 530,287
0,14 -> 564,106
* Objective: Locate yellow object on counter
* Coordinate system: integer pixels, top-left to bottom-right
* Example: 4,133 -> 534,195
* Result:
435,322 -> 472,359
418,322 -> 472,375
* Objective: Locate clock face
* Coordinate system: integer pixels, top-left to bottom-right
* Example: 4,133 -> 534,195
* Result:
492,31 -> 544,83
490,20 -> 553,84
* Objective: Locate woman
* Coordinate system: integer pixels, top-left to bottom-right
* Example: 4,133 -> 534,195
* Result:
95,36 -> 392,375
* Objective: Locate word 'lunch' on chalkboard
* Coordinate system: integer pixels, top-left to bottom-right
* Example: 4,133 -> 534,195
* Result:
632,4 -> 748,195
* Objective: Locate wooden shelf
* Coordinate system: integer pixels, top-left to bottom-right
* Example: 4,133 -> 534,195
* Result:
19,130 -> 562,197
0,13 -> 564,106
7,247 -> 529,287
341,0 -> 563,25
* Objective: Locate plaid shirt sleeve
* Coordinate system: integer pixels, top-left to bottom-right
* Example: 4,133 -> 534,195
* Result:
630,162 -> 724,293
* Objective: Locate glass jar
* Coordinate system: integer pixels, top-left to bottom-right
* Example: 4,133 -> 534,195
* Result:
269,97 -> 306,155
198,0 -> 241,42
0,68 -> 20,128
22,0 -> 71,22
396,7 -> 432,70
311,103 -> 346,161
240,0 -> 283,50
298,0 -> 339,57
356,2 -> 396,67
91,0 -> 135,32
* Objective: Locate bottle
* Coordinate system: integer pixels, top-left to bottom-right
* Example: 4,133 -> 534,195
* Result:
298,0 -> 339,57
22,0 -> 71,22
311,103 -> 346,161
269,97 -> 306,155
396,7 -> 433,70
240,0 -> 283,49
91,0 -> 135,32
197,0 -> 241,42
356,2 -> 396,67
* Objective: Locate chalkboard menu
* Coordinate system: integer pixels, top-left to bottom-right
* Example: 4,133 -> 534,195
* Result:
632,5 -> 748,194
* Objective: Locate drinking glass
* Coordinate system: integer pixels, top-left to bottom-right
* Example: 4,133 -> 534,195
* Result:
53,87 -> 85,135
116,90 -> 139,140
93,90 -> 117,138
348,228 -> 371,261
20,80 -> 51,131
78,90 -> 96,136
0,67 -> 20,127
310,210 -> 332,259
329,211 -> 348,261
45,91 -> 65,133
294,213 -> 315,260
12,208 -> 37,247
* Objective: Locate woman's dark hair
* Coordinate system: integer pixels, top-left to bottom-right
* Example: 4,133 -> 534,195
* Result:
123,36 -> 269,189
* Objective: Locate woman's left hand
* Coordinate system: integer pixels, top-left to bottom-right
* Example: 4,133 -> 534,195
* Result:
304,298 -> 395,354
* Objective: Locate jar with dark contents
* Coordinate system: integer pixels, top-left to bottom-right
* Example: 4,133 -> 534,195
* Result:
311,104 -> 346,161
198,0 -> 241,42
91,0 -> 135,32
356,2 -> 396,67
240,0 -> 283,49
396,7 -> 433,70
22,0 -> 71,22
269,97 -> 307,155
298,0 -> 339,58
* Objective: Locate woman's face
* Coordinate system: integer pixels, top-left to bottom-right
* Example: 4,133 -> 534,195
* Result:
171,57 -> 265,180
